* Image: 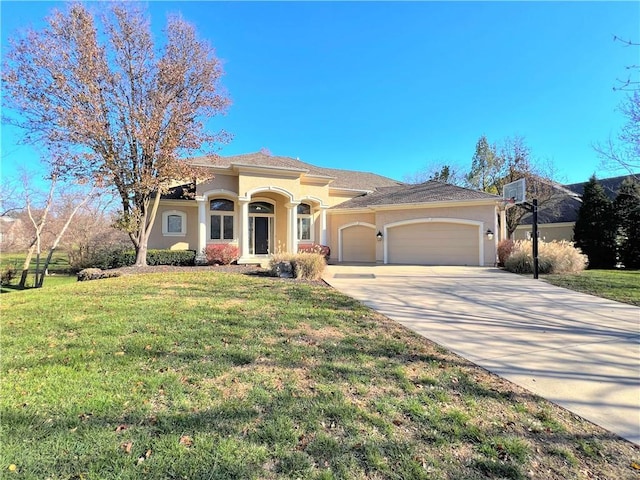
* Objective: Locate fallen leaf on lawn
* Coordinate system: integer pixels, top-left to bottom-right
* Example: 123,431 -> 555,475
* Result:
8,464 -> 17,472
114,351 -> 125,356
121,442 -> 133,454
78,413 -> 93,421
115,424 -> 129,433
179,435 -> 193,447
144,345 -> 152,351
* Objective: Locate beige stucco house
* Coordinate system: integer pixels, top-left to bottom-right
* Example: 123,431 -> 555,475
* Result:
149,152 -> 501,266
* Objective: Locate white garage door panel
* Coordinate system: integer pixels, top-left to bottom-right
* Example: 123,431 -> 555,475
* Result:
388,223 -> 479,265
342,226 -> 376,262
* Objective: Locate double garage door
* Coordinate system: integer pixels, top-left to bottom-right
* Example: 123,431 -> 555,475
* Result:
387,221 -> 480,266
341,221 -> 481,266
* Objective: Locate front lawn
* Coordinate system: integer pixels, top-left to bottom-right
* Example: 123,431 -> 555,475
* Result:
1,251 -> 75,292
1,272 -> 637,479
543,269 -> 640,306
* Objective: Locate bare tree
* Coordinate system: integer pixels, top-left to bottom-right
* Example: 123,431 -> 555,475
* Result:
2,3 -> 230,266
404,162 -> 466,185
594,37 -> 639,180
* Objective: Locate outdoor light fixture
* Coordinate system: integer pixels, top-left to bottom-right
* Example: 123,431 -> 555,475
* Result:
485,229 -> 494,240
376,231 -> 383,241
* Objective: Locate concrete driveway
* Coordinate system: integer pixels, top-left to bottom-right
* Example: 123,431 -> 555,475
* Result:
323,265 -> 640,445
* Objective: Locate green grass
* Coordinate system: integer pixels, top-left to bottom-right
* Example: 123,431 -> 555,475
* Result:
543,269 -> 640,305
1,272 -> 637,479
1,251 -> 74,292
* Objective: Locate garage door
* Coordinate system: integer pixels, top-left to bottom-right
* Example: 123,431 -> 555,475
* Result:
387,222 -> 479,266
341,225 -> 376,262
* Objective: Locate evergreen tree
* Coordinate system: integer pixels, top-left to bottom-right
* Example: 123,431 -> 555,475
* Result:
573,176 -> 617,269
466,135 -> 503,193
614,178 -> 640,268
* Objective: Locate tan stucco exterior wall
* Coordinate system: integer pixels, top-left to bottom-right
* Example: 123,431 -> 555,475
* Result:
148,203 -> 198,250
328,212 -> 376,262
328,204 -> 497,265
196,174 -> 239,196
239,174 -> 301,200
514,223 -> 575,242
374,204 -> 497,265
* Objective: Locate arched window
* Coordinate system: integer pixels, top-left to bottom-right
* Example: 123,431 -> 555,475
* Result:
162,210 -> 187,236
297,203 -> 313,242
249,201 -> 274,214
210,199 -> 235,240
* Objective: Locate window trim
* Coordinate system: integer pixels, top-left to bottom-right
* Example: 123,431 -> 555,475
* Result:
209,198 -> 236,242
162,210 -> 187,237
297,202 -> 314,243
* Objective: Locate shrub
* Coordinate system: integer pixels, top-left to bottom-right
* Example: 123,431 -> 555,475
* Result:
82,248 -> 196,269
204,244 -> 239,265
77,268 -> 122,282
297,243 -> 331,260
292,253 -> 326,280
497,239 -> 514,266
504,240 -> 587,274
1,265 -> 17,286
146,249 -> 196,266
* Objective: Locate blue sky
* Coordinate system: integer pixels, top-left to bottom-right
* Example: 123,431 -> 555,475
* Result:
2,1 -> 639,185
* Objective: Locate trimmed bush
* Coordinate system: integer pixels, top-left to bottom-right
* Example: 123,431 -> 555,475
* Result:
146,249 -> 196,266
85,248 -> 196,269
504,240 -> 587,274
204,244 -> 239,265
77,268 -> 122,282
497,239 -> 514,266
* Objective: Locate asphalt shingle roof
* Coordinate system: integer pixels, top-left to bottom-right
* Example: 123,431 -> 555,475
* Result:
519,174 -> 640,225
333,180 -> 498,209
190,152 -> 403,191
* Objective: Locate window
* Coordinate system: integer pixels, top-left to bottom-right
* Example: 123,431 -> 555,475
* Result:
249,201 -> 274,214
297,203 -> 312,241
162,210 -> 187,236
210,198 -> 234,240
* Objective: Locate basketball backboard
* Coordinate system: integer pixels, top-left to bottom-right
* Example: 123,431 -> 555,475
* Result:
503,178 -> 526,204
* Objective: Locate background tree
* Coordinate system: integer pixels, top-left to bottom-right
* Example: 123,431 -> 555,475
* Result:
573,176 -> 617,269
594,37 -> 639,179
465,135 -> 503,193
614,178 -> 640,268
403,162 -> 465,185
2,3 -> 230,266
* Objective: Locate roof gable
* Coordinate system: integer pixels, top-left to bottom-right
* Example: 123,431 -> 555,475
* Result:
189,152 -> 403,191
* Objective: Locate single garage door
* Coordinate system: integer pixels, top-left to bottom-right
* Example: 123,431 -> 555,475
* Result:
387,222 -> 479,265
341,225 -> 376,262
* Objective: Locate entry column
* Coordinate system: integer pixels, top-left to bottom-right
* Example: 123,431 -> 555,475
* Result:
196,198 -> 207,264
286,202 -> 300,254
239,199 -> 250,260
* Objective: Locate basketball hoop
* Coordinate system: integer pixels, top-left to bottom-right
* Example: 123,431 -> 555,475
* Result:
498,198 -> 516,209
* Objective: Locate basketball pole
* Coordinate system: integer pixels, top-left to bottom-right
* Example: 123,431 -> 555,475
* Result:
522,199 -> 539,279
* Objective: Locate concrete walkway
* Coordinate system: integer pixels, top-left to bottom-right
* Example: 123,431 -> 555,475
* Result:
323,265 -> 640,445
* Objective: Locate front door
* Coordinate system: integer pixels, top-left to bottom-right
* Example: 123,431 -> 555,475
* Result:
254,216 -> 269,254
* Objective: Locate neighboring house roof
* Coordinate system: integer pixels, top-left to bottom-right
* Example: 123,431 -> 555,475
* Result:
189,152 -> 403,191
565,174 -> 638,200
333,180 -> 498,209
519,173 -> 639,225
519,183 -> 582,225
